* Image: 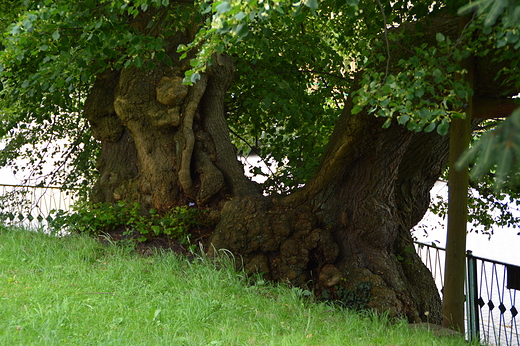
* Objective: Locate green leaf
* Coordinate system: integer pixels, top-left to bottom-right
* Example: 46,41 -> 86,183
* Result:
151,225 -> 162,235
201,3 -> 212,14
435,33 -> 445,42
52,30 -> 60,40
456,89 -> 468,99
407,121 -> 419,132
156,50 -> 167,62
236,24 -> 249,38
305,0 -> 319,10
351,105 -> 362,114
235,11 -> 247,20
398,114 -> 410,125
437,120 -> 449,135
424,122 -> 436,133
190,72 -> 201,83
417,108 -> 429,119
506,30 -> 519,44
216,1 -> 231,13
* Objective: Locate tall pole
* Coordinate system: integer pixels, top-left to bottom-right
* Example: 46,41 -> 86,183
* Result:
443,16 -> 473,332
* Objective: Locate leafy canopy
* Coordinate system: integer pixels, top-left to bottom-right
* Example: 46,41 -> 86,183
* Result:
0,0 -> 520,227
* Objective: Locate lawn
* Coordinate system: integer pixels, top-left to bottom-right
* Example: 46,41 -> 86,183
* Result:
0,226 -> 474,345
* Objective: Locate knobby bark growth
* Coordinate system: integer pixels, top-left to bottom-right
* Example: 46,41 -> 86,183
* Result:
83,14 -> 515,324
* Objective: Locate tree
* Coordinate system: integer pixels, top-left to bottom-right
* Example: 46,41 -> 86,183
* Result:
1,0 -> 519,324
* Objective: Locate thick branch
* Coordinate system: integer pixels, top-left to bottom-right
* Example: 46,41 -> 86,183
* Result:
178,76 -> 207,194
201,53 -> 259,196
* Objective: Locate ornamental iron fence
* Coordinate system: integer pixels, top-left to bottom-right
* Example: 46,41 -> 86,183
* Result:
0,183 -> 76,229
415,242 -> 519,346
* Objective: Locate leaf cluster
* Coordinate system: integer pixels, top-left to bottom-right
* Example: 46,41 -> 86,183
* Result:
225,3 -> 355,191
0,0 -> 195,188
49,201 -> 203,243
458,108 -> 520,191
353,33 -> 473,135
454,0 -> 520,191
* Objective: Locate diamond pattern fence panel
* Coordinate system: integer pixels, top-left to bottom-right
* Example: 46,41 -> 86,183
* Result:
415,242 -> 519,346
0,183 -> 76,231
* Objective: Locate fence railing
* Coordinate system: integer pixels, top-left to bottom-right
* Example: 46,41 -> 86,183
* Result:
415,242 -> 520,346
0,183 -> 76,229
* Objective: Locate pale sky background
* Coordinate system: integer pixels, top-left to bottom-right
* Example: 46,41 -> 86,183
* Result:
413,181 -> 520,265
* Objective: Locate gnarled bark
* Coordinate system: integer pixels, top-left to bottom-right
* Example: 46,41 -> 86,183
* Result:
210,100 -> 447,322
84,53 -> 250,211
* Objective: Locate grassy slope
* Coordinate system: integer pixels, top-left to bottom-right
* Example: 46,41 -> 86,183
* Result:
0,226 -> 474,346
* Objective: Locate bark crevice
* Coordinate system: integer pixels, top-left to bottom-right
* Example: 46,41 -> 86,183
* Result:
177,76 -> 207,196
201,53 -> 260,197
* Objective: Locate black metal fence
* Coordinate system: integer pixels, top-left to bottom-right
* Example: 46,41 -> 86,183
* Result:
415,242 -> 519,346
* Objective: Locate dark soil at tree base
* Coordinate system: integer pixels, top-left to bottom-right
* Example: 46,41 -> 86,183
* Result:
98,224 -> 213,257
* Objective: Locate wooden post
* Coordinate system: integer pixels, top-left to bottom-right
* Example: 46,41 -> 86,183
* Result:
443,16 -> 473,332
443,114 -> 471,331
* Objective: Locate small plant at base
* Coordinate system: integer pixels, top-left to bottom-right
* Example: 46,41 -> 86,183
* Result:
49,201 -> 202,243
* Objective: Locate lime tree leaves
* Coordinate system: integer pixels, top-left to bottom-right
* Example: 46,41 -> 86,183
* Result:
224,1 -> 352,192
178,0 -> 360,83
1,0 -> 180,97
0,0 -> 519,196
458,107 -> 520,191
0,0 -> 185,189
454,0 -> 520,191
352,25 -> 475,136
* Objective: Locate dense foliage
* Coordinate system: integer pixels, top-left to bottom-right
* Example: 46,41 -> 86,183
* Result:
0,0 -> 519,229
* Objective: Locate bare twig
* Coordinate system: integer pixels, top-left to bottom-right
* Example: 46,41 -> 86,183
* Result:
228,128 -> 278,179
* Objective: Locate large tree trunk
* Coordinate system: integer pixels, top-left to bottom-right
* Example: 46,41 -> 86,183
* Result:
209,97 -> 449,323
82,14 -> 515,324
85,51 -> 258,212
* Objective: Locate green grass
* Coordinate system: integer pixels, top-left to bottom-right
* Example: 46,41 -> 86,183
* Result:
0,226 -> 473,346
